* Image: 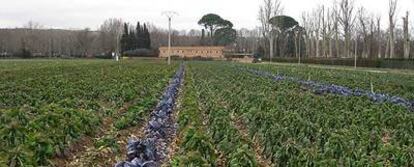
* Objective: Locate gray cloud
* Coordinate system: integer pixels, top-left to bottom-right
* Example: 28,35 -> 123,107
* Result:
0,0 -> 412,30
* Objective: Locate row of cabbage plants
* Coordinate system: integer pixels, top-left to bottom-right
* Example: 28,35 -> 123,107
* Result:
181,64 -> 259,166
170,68 -> 218,166
0,60 -> 177,166
245,64 -> 414,100
115,64 -> 185,167
67,92 -> 165,166
240,67 -> 413,112
1,61 -> 175,109
190,62 -> 414,166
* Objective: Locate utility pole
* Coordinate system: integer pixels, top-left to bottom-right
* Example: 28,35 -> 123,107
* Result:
162,11 -> 178,65
354,32 -> 358,69
115,33 -> 120,62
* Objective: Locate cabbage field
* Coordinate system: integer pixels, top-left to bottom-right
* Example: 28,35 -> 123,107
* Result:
1,60 -> 414,166
0,60 -> 178,166
171,62 -> 414,166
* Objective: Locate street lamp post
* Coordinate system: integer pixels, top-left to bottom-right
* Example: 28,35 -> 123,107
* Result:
162,11 -> 178,65
168,17 -> 171,65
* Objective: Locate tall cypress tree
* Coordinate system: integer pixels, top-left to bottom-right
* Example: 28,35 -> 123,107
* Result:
129,30 -> 136,50
143,24 -> 151,49
146,28 -> 151,49
120,23 -> 129,53
136,22 -> 143,49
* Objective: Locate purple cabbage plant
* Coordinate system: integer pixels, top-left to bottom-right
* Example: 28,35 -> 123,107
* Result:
115,64 -> 185,167
242,67 -> 413,112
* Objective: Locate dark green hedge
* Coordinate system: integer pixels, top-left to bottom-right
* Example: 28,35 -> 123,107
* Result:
123,49 -> 158,57
170,56 -> 215,61
264,57 -> 414,69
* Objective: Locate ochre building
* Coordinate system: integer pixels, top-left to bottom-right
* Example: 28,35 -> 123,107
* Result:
159,46 -> 225,58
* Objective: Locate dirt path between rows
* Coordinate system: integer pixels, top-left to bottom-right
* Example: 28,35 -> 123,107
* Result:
67,119 -> 149,166
230,113 -> 274,167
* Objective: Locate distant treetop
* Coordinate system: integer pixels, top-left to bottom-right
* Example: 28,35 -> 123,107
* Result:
269,15 -> 299,32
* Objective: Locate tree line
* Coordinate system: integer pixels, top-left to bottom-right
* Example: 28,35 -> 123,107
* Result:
257,0 -> 414,60
0,19 -> 124,58
0,19 -> 196,58
197,13 -> 237,46
120,22 -> 151,53
0,14 -> 240,58
0,1 -> 412,60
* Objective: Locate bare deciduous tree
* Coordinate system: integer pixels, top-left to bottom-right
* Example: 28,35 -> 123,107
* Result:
99,18 -> 124,53
301,12 -> 311,58
333,4 -> 340,58
338,0 -> 355,58
76,28 -> 95,57
315,6 -> 322,58
387,0 -> 398,58
376,16 -> 382,58
403,11 -> 410,59
357,7 -> 369,58
258,0 -> 283,59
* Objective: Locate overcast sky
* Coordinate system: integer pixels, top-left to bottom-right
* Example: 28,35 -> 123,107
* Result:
0,0 -> 413,30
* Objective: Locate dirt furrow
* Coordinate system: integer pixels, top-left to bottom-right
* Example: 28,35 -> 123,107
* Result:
231,114 -> 274,167
51,100 -> 137,167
